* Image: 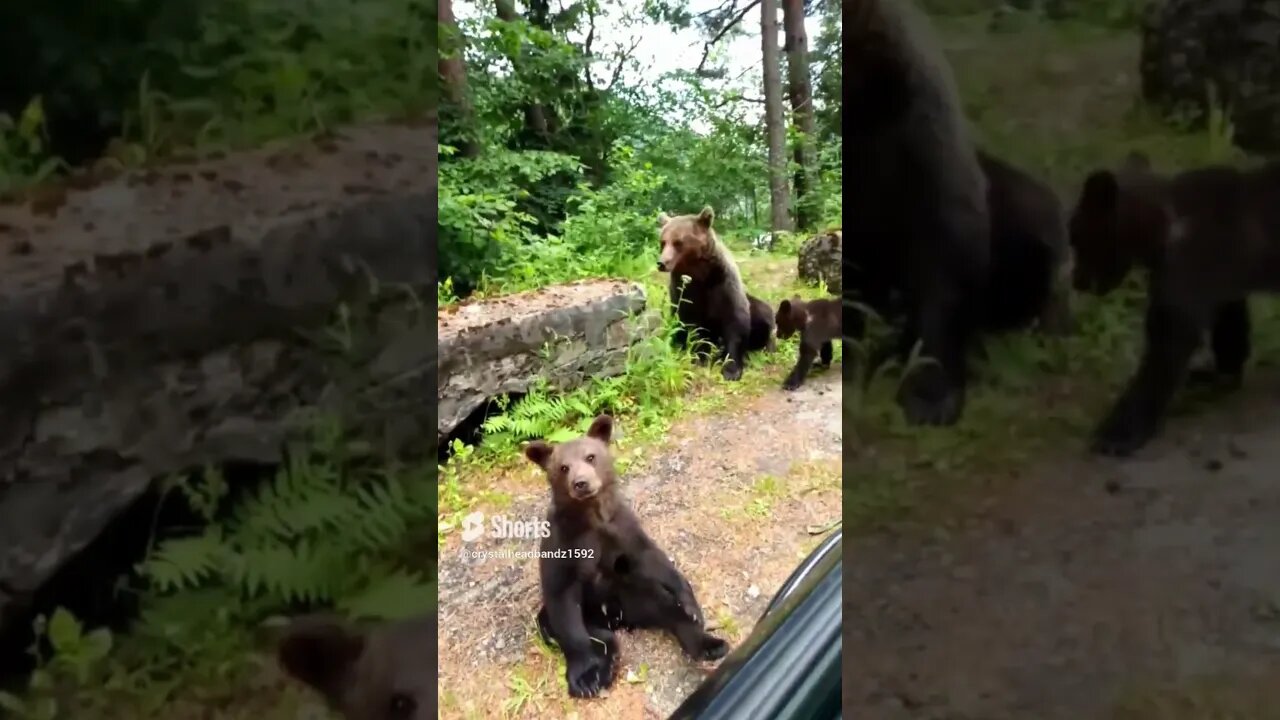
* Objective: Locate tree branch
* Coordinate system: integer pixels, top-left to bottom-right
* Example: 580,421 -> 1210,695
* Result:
709,94 -> 768,109
694,0 -> 763,76
605,36 -> 642,92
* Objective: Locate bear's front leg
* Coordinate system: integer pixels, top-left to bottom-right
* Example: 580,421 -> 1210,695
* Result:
720,331 -> 745,381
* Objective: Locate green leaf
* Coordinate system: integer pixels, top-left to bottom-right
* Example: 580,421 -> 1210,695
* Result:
0,691 -> 27,713
547,428 -> 578,443
27,668 -> 53,691
338,571 -> 437,621
82,628 -> 114,662
47,608 -> 82,653
17,95 -> 44,142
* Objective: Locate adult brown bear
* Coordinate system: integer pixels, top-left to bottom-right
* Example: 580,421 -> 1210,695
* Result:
847,0 -> 992,426
847,1 -> 1074,422
657,207 -> 775,380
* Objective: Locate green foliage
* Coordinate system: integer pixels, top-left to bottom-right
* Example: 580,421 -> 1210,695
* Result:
0,610 -> 114,720
0,97 -> 66,193
0,421 -> 439,716
1064,0 -> 1151,28
138,425 -> 436,624
0,0 -> 432,189
438,0 -> 842,301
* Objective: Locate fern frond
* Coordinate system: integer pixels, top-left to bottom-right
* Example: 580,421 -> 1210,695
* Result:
140,531 -> 226,593
337,570 -> 437,621
230,541 -> 338,604
343,482 -> 412,551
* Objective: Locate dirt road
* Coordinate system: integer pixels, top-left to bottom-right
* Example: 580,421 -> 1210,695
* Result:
845,382 -> 1280,719
437,368 -> 842,719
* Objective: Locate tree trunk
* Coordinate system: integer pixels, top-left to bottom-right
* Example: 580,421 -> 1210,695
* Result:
782,0 -> 816,228
439,0 -> 480,158
761,0 -> 793,233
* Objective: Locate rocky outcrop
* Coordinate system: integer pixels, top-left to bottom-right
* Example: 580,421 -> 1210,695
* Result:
0,121 -> 435,636
438,280 -> 651,443
1140,0 -> 1280,154
797,229 -> 842,296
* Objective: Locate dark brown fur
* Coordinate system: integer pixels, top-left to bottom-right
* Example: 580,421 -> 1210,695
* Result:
847,0 -> 991,426
854,149 -> 1075,385
980,150 -> 1073,335
658,206 -> 773,380
277,614 -> 435,720
1068,152 -> 1280,455
524,416 -> 728,698
776,297 -> 841,390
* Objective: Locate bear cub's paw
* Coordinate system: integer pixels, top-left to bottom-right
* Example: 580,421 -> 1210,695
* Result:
694,634 -> 730,661
566,653 -> 615,698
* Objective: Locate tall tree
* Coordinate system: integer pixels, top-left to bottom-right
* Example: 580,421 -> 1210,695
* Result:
782,0 -> 816,228
439,0 -> 480,158
494,0 -> 554,143
811,0 -> 841,139
761,0 -> 793,232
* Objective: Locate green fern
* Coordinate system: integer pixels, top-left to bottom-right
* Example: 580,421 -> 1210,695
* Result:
135,420 -> 437,648
338,570 -> 437,621
139,530 -> 226,593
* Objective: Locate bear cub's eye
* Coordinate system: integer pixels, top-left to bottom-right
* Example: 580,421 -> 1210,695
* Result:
388,692 -> 416,719
585,454 -> 595,463
560,464 -> 569,474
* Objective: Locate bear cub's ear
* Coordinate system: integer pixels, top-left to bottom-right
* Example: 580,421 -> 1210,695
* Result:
586,414 -> 614,444
695,206 -> 715,228
657,212 -> 671,228
524,440 -> 554,469
278,616 -> 366,707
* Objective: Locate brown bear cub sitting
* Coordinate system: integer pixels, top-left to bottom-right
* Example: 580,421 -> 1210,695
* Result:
1068,151 -> 1280,456
776,297 -> 841,390
277,613 -> 434,720
657,206 -> 775,380
524,415 -> 729,698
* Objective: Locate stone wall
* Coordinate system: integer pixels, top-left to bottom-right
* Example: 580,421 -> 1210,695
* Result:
438,280 -> 652,443
0,121 -> 435,636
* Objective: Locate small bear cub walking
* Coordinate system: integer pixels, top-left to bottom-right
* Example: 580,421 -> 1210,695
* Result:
776,296 -> 841,390
524,415 -> 729,698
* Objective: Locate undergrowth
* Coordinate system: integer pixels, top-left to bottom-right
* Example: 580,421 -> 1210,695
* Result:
0,0 -> 431,194
2,417 -> 436,719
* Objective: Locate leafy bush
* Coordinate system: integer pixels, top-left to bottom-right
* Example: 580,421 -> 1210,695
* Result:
0,0 -> 431,187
